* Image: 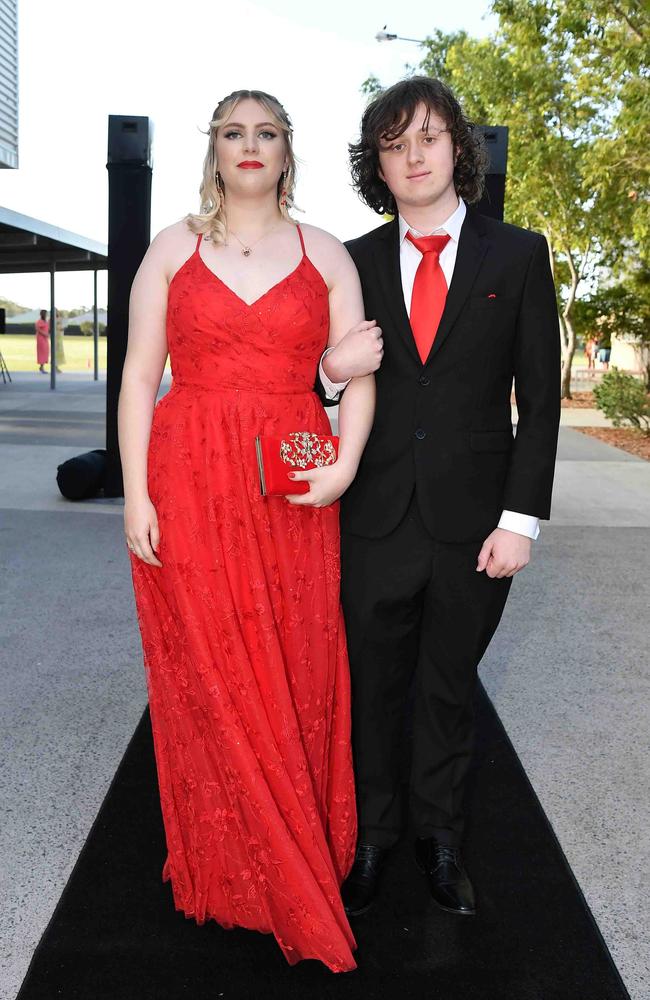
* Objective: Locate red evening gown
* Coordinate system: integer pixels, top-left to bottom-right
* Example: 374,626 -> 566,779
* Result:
129,225 -> 357,972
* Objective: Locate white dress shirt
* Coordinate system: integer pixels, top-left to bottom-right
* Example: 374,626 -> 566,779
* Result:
319,199 -> 540,541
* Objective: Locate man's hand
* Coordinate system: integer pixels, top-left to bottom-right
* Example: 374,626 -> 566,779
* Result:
476,528 -> 532,579
323,321 -> 383,381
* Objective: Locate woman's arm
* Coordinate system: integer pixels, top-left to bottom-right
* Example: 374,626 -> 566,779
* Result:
287,237 -> 375,507
118,231 -> 172,565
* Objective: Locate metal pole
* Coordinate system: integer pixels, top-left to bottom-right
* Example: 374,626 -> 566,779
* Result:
93,269 -> 99,381
49,264 -> 56,390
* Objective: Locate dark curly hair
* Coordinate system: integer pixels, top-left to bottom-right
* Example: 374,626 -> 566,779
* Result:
349,76 -> 489,215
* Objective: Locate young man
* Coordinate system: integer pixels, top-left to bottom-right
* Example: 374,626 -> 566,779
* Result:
320,77 -> 560,917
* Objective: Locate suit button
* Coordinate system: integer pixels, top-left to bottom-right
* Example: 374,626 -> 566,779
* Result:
419,375 -> 430,386
415,428 -> 426,440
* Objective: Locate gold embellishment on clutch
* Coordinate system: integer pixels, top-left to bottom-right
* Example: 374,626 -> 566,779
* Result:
279,432 -> 337,469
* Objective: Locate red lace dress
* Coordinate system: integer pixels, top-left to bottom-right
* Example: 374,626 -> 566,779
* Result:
129,225 -> 357,972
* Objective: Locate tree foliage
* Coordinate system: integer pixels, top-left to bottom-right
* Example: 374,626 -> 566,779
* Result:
0,297 -> 30,317
367,2 -> 649,397
593,367 -> 650,434
426,2 -> 648,395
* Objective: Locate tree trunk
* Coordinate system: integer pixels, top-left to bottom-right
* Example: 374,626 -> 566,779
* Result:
560,313 -> 573,399
560,249 -> 580,400
561,312 -> 577,399
546,233 -> 569,397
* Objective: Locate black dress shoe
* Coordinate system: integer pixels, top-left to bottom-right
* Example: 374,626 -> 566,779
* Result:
341,843 -> 388,916
414,837 -> 476,915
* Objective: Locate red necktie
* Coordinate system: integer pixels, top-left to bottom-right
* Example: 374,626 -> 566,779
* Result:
406,231 -> 451,362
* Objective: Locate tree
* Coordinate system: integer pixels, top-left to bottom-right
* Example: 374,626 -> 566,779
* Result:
365,2 -> 649,397
0,297 -> 30,317
356,0 -> 650,397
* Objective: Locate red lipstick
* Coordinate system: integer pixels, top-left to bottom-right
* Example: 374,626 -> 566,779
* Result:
238,161 -> 264,169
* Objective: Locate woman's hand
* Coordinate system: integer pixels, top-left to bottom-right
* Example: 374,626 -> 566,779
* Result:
285,460 -> 358,508
124,494 -> 163,566
322,320 -> 383,381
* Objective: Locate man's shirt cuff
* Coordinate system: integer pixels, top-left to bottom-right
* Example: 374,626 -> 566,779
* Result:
498,510 -> 540,540
319,348 -> 351,400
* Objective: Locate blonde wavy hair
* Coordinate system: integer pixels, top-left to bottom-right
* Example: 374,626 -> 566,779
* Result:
186,89 -> 298,245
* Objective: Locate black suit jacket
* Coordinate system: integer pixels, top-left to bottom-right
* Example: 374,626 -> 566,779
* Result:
334,209 -> 561,542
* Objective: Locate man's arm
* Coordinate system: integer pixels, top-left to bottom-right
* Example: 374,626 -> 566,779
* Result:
498,511 -> 540,540
319,347 -> 351,399
503,235 -> 561,518
477,235 -> 559,578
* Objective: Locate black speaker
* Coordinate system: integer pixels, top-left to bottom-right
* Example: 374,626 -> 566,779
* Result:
0,308 -> 5,335
104,115 -> 153,497
56,449 -> 107,500
107,115 -> 153,165
474,125 -> 509,221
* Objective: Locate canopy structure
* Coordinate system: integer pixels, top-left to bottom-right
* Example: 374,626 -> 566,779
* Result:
0,206 -> 108,388
0,206 -> 108,273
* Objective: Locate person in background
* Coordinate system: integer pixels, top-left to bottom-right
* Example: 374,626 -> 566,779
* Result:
35,309 -> 49,374
584,335 -> 597,377
597,339 -> 611,370
54,309 -> 65,373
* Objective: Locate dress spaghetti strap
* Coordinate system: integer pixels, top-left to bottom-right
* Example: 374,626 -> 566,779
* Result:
195,233 -> 203,253
296,223 -> 306,257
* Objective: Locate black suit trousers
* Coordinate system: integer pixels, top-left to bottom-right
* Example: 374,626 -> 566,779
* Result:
341,493 -> 512,848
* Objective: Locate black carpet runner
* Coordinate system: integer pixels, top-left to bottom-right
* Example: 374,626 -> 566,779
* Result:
17,688 -> 629,1000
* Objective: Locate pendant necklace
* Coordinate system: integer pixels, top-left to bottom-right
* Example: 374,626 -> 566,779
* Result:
228,221 -> 281,257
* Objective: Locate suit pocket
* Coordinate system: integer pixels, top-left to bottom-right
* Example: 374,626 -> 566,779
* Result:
470,430 -> 513,452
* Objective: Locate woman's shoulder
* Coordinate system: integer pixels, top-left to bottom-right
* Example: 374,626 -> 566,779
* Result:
297,222 -> 345,254
150,218 -> 196,253
297,222 -> 354,280
146,219 -> 199,282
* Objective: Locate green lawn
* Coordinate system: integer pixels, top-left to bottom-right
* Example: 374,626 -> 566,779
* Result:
0,334 -> 107,372
0,333 -> 169,372
1,333 -> 591,375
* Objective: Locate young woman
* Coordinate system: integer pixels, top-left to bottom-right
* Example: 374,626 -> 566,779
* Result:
35,309 -> 49,373
118,89 -> 380,972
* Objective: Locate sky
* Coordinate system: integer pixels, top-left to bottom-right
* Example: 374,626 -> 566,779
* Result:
0,0 -> 497,310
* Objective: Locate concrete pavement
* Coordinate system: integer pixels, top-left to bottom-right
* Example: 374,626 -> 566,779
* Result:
1,373 -> 648,999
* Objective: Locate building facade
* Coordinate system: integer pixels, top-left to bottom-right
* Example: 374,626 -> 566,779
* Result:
0,0 -> 19,169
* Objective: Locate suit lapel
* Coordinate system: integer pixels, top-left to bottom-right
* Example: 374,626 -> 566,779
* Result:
373,219 -> 422,367
370,211 -> 490,368
425,210 -> 490,365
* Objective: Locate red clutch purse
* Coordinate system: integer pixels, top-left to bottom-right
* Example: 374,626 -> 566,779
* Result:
255,432 -> 339,496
